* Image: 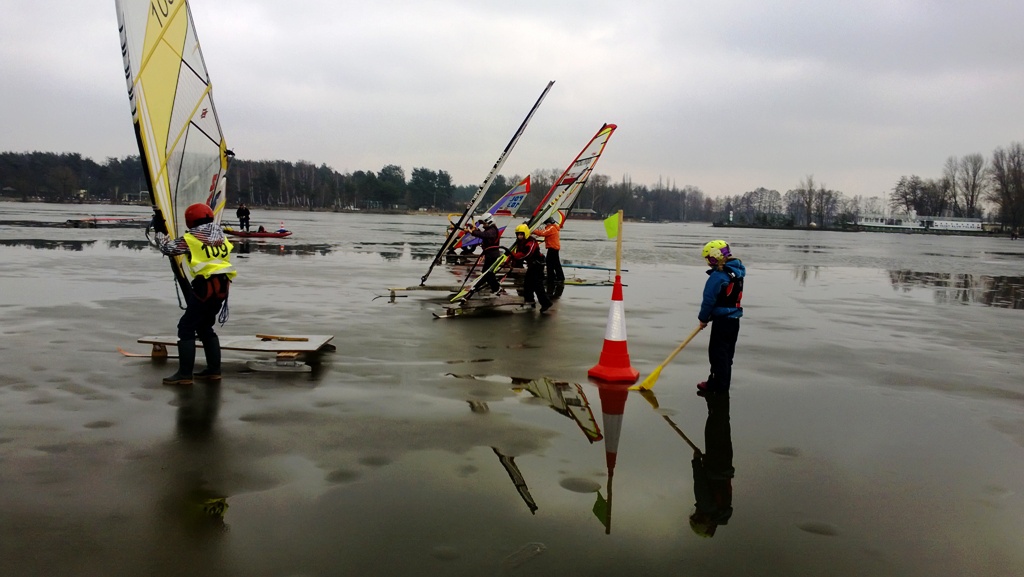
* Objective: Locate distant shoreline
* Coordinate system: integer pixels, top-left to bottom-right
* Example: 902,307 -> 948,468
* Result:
712,221 -> 1007,237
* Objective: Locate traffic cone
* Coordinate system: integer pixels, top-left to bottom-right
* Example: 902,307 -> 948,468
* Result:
588,275 -> 639,383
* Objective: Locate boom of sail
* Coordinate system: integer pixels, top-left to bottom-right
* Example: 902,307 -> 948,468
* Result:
116,0 -> 231,295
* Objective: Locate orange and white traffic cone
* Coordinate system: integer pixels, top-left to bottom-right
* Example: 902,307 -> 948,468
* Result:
588,275 -> 639,384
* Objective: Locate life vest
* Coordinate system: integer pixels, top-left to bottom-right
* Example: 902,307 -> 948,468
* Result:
183,233 -> 237,280
715,271 -> 743,309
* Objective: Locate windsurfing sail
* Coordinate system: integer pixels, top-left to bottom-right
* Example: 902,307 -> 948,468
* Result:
518,378 -> 602,443
452,176 -> 530,251
116,0 -> 231,297
420,81 -> 554,286
451,123 -> 618,302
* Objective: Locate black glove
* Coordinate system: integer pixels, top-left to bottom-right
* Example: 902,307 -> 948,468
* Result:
150,212 -> 168,234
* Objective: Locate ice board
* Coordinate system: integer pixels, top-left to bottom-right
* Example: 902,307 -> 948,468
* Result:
132,334 -> 335,371
138,334 -> 335,353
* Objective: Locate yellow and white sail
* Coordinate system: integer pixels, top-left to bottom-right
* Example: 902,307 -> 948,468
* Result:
116,0 -> 230,289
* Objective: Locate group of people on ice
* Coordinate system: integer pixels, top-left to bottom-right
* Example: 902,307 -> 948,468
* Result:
463,212 -> 565,313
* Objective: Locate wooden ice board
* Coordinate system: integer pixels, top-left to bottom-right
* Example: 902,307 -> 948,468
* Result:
138,335 -> 334,353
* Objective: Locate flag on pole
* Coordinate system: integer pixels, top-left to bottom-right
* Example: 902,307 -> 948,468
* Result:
603,214 -> 619,239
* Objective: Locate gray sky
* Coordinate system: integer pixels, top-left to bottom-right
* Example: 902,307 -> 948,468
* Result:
3,0 -> 1023,199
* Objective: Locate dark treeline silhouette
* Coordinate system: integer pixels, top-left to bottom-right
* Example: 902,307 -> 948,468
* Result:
5,139 -> 1022,231
0,151 -> 717,221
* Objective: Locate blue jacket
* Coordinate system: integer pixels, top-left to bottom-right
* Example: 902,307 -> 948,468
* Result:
698,259 -> 745,323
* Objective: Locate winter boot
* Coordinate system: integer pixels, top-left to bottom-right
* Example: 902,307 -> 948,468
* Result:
195,335 -> 222,381
163,340 -> 196,385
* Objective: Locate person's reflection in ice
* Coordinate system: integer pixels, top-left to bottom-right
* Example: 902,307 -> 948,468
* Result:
176,383 -> 221,444
689,390 -> 733,538
545,280 -> 565,301
171,384 -> 229,532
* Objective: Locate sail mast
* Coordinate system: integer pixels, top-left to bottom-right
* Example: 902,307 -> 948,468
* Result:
420,80 -> 554,286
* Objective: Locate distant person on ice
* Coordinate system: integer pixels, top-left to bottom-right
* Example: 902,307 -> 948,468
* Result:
155,203 -> 236,386
696,240 -> 745,396
532,216 -> 565,283
509,224 -> 552,313
464,212 -> 504,294
235,203 -> 250,231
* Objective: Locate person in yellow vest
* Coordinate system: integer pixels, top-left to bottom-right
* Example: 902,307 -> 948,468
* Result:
532,216 -> 565,283
155,203 -> 236,385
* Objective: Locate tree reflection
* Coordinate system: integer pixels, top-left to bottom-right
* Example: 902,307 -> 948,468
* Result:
888,270 -> 1024,309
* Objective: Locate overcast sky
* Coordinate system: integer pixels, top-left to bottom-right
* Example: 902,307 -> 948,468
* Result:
3,0 -> 1023,199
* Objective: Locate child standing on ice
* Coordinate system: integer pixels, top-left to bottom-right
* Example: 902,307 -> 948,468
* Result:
155,203 -> 236,386
696,240 -> 745,396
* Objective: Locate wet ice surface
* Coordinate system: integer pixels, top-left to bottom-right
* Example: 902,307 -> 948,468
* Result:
2,203 -> 1024,577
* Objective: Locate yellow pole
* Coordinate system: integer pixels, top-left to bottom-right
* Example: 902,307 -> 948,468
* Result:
615,209 -> 623,277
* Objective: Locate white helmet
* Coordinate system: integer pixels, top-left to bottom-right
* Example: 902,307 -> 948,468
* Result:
478,212 -> 493,225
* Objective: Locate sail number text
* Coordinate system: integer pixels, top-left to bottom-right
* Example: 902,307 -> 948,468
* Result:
150,0 -> 176,28
201,244 -> 229,259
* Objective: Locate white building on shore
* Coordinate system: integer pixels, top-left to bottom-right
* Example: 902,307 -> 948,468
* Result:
856,210 -> 982,232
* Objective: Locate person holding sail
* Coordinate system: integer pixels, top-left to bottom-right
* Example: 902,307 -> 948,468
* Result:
509,223 -> 552,313
464,213 -> 504,294
155,203 -> 236,385
532,215 -> 565,283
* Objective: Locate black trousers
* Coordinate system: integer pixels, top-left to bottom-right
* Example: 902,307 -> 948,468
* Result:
480,248 -> 502,292
546,248 -> 564,282
706,317 -> 740,391
522,264 -> 551,307
177,275 -> 229,340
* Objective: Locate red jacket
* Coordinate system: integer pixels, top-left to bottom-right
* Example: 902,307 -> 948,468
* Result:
509,237 -> 544,267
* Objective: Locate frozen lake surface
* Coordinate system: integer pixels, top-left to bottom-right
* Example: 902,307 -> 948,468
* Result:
1,202 -> 1023,576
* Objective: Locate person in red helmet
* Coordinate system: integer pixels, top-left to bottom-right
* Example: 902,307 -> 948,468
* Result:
154,203 -> 236,385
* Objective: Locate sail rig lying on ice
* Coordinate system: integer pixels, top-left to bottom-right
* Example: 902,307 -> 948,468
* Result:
116,0 -> 232,298
449,123 -> 618,304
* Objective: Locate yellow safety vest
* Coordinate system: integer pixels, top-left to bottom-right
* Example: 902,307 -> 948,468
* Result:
183,233 -> 237,280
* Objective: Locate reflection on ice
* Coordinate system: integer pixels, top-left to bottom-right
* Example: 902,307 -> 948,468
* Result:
0,239 -> 96,250
889,270 -> 1024,309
